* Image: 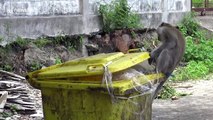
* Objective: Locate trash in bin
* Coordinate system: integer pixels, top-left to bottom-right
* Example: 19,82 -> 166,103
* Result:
27,52 -> 164,120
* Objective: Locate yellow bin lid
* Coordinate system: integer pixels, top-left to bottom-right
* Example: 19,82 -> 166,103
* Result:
28,52 -> 150,80
27,52 -> 165,95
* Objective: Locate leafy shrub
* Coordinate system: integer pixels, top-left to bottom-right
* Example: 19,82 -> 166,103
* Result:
178,13 -> 213,79
13,37 -> 30,48
158,83 -> 190,99
204,59 -> 213,72
192,0 -> 204,7
184,36 -> 213,63
174,34 -> 213,81
178,12 -> 199,36
52,35 -> 83,51
158,84 -> 177,99
99,0 -> 141,33
173,61 -> 209,81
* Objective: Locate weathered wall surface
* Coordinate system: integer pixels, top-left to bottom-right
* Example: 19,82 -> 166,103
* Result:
0,0 -> 80,16
0,0 -> 191,46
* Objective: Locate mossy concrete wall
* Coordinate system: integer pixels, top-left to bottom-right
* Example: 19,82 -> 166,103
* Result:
0,0 -> 191,46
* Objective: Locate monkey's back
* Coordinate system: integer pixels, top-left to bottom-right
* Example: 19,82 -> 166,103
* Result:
157,24 -> 186,73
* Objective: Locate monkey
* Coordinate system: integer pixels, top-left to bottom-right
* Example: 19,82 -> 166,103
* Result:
148,22 -> 185,99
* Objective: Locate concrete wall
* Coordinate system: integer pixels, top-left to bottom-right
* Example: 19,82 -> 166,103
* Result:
0,0 -> 191,46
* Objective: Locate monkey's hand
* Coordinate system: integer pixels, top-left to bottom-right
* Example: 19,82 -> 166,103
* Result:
148,53 -> 154,65
165,72 -> 174,78
148,49 -> 158,65
148,57 -> 153,65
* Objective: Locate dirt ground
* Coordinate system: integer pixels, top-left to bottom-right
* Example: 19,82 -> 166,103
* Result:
152,75 -> 213,120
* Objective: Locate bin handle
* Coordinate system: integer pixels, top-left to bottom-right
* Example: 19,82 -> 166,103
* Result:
86,61 -> 112,73
86,64 -> 104,73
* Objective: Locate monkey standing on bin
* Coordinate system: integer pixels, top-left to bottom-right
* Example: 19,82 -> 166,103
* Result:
148,22 -> 185,99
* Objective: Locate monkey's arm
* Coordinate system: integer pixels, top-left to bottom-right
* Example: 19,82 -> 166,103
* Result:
148,43 -> 167,64
156,49 -> 173,74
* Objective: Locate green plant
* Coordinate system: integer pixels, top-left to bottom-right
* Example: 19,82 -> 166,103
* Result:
99,0 -> 141,33
52,35 -> 82,51
54,35 -> 64,45
30,61 -> 42,71
67,36 -> 82,51
55,57 -> 62,64
178,12 -> 199,36
79,35 -> 84,44
1,112 -> 12,118
175,12 -> 213,81
10,105 -> 18,112
0,47 -> 6,59
204,59 -> 213,72
0,36 -> 3,43
33,38 -> 51,48
184,36 -> 213,63
130,30 -> 137,39
192,0 -> 203,3
192,0 -> 204,7
13,36 -> 30,48
182,30 -> 213,75
172,61 -> 209,81
158,84 -> 189,99
158,84 -> 177,99
68,46 -> 75,52
2,64 -> 13,71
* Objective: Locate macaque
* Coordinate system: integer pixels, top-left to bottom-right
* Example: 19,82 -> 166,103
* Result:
149,22 -> 185,99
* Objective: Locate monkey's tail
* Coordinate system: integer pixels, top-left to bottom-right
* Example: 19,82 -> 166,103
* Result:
152,80 -> 166,101
152,74 -> 170,101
